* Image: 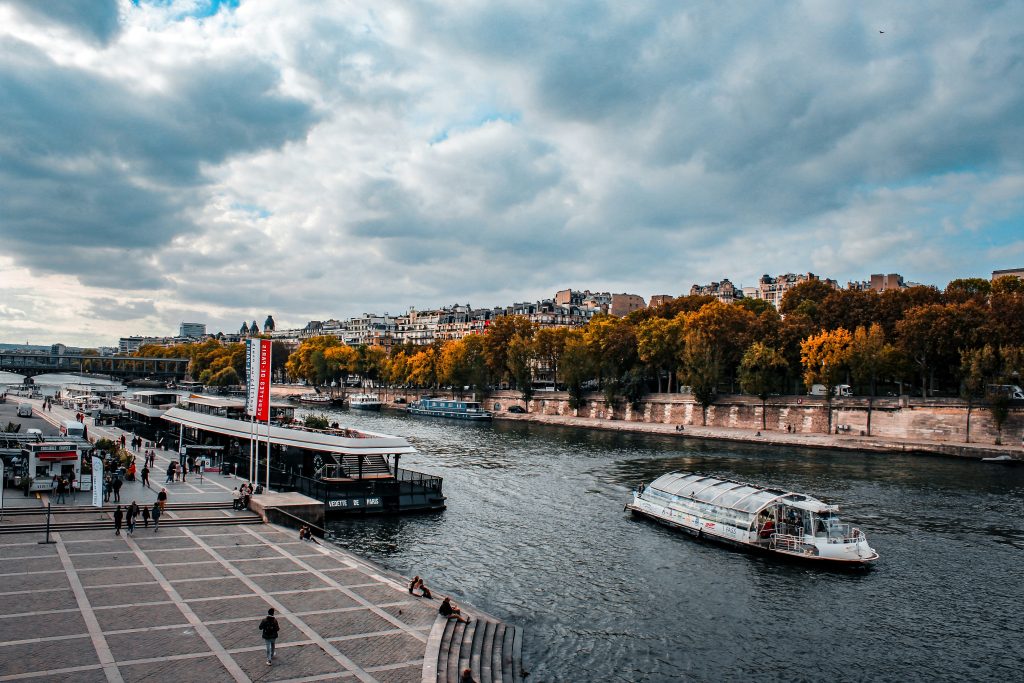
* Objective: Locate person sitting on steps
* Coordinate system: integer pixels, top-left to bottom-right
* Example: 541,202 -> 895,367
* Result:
439,596 -> 469,623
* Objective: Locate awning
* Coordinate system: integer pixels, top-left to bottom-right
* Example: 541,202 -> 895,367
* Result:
37,451 -> 78,461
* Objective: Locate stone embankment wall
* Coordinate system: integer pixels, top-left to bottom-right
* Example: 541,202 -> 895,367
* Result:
483,392 -> 1024,447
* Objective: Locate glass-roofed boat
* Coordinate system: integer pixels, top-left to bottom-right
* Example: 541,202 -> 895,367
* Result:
626,471 -> 878,566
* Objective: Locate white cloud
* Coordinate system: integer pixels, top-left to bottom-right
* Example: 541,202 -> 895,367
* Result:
1,0 -> 1023,346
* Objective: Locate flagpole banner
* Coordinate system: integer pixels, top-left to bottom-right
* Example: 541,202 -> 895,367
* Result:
91,456 -> 103,508
245,338 -> 260,417
256,339 -> 272,421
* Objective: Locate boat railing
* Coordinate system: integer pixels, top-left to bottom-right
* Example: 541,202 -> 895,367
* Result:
770,532 -> 806,552
394,467 -> 444,493
822,523 -> 866,544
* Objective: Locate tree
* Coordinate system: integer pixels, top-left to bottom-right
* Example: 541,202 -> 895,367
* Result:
945,278 -> 991,304
896,303 -> 986,397
739,343 -> 787,429
960,345 -> 998,444
585,315 -> 639,405
324,345 -> 358,385
207,366 -> 240,387
286,336 -> 345,386
680,332 -> 719,426
778,280 -> 837,321
800,328 -> 853,433
507,335 -> 536,406
848,324 -> 888,396
636,316 -> 685,393
682,300 -> 756,392
482,316 -> 535,385
560,330 -> 595,411
533,327 -> 570,388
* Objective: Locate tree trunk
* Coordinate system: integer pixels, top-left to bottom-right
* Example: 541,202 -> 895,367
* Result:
965,398 -> 971,444
867,397 -> 872,437
702,405 -> 707,426
762,397 -> 767,430
826,398 -> 833,434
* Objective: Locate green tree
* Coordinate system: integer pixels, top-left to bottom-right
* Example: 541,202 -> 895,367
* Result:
945,278 -> 992,304
482,316 -> 536,385
739,343 -> 787,429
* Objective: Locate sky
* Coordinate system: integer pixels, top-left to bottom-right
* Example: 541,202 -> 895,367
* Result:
1,0 -> 1023,348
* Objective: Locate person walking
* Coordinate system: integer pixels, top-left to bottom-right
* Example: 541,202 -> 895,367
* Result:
151,502 -> 162,532
126,501 -> 139,536
50,475 -> 59,501
232,487 -> 241,510
113,505 -> 124,536
55,478 -> 66,504
112,476 -> 122,503
103,472 -> 112,503
141,466 -> 150,488
259,608 -> 280,665
141,504 -> 150,528
165,463 -> 174,484
157,487 -> 168,511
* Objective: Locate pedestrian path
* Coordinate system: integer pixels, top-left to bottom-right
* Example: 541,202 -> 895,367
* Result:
0,523 -> 448,682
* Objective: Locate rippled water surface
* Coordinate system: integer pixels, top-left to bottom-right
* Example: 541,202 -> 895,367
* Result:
320,409 -> 1023,682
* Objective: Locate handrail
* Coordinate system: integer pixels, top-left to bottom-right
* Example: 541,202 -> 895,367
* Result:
265,506 -> 327,538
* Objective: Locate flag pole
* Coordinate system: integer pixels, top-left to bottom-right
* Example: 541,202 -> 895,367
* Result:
265,340 -> 272,493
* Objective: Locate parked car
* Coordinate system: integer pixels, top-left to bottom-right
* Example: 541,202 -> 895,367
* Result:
507,405 -> 526,414
16,403 -> 32,417
393,396 -> 407,404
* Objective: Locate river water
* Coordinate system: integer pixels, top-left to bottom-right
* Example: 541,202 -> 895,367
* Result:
318,408 -> 1024,682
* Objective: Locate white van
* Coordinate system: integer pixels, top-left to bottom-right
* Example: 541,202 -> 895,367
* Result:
60,420 -> 86,438
17,403 -> 32,417
987,384 -> 1024,400
809,384 -> 852,397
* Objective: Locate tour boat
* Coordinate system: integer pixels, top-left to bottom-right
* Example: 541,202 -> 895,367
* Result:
348,393 -> 382,411
626,471 -> 878,566
295,392 -> 331,406
408,396 -> 493,421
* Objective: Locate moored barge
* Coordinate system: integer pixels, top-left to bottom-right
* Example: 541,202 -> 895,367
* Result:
408,396 -> 493,421
162,396 -> 445,515
626,471 -> 878,566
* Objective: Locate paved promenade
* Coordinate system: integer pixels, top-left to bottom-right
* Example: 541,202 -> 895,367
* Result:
0,523 -> 438,682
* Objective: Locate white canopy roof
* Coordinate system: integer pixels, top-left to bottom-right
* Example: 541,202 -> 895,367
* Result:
650,472 -> 836,515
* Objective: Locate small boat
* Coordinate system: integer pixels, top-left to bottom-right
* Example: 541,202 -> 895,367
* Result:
408,396 -> 493,421
295,392 -> 331,406
981,454 -> 1019,464
626,471 -> 878,566
348,393 -> 382,411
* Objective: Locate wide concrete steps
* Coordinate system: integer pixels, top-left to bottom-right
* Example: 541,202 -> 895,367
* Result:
3,501 -> 234,516
0,503 -> 262,534
424,615 -> 524,683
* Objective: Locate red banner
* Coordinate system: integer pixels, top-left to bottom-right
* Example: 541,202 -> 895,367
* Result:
255,338 -> 272,421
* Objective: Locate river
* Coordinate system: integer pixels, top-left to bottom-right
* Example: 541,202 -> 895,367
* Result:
310,407 -> 1023,682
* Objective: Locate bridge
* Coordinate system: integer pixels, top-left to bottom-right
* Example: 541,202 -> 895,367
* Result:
0,351 -> 189,380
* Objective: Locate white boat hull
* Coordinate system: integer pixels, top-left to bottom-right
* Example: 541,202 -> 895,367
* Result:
627,497 -> 878,566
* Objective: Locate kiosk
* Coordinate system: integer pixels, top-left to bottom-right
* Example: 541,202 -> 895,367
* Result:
22,442 -> 84,492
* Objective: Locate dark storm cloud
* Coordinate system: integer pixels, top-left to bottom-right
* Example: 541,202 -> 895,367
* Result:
0,37 -> 317,288
2,0 -> 121,45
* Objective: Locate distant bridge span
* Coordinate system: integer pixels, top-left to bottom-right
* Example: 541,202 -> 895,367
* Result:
0,352 -> 189,381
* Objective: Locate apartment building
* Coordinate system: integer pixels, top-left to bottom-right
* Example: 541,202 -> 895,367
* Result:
689,279 -> 743,303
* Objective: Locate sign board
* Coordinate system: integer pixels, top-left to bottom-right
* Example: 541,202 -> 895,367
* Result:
327,496 -> 383,510
245,339 -> 272,420
91,456 -> 103,508
79,474 -> 92,492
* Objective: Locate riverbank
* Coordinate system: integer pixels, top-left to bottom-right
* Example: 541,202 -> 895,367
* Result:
494,411 -> 1024,460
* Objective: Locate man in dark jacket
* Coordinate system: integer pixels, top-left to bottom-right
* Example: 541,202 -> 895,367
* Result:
111,476 -> 122,503
259,608 -> 280,665
113,505 -> 123,536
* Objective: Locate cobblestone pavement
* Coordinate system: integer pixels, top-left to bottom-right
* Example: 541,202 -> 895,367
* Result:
0,523 -> 437,682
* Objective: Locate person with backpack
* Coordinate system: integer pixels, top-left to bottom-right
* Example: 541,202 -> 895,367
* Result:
151,502 -> 162,532
259,608 -> 280,665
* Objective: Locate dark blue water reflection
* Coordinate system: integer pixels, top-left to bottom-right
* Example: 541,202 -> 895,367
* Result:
323,408 -> 1024,682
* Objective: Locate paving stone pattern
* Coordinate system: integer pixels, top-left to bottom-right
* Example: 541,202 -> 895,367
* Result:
0,525 -> 432,682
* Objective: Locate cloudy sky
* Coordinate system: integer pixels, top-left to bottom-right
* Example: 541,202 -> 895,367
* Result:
1,0 -> 1022,347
